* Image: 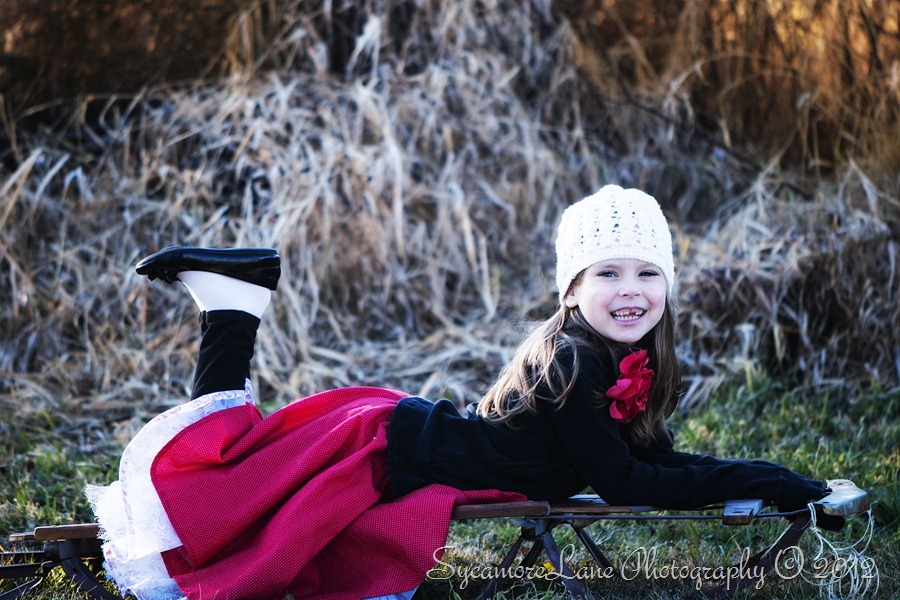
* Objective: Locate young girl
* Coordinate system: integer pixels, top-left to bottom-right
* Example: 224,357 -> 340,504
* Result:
87,185 -> 831,600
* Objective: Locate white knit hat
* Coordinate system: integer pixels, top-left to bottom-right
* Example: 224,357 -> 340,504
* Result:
555,184 -> 675,303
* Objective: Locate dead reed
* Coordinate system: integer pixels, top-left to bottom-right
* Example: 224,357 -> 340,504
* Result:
1,0 -> 898,442
563,0 -> 900,185
676,166 -> 900,404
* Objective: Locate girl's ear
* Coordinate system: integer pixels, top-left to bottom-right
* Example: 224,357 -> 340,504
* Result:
564,290 -> 579,308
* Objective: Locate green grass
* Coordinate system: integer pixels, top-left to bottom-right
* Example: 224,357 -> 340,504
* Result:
2,378 -> 897,599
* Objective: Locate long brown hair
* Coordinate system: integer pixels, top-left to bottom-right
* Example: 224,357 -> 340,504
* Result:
477,291 -> 681,448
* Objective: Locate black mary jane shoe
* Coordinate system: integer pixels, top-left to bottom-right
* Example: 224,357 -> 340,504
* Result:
135,246 -> 281,290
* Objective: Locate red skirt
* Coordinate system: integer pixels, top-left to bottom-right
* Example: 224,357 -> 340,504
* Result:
146,386 -> 521,599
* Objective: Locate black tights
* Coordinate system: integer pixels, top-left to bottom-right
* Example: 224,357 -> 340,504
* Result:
191,310 -> 261,399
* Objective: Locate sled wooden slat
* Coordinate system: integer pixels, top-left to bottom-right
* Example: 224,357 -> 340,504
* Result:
450,500 -> 550,519
722,498 -> 764,525
34,523 -> 102,542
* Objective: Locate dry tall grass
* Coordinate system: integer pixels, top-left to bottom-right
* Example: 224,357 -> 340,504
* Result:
1,0 -> 898,444
564,0 -> 900,183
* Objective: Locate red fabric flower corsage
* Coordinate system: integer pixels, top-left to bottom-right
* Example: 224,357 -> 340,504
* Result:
606,349 -> 654,423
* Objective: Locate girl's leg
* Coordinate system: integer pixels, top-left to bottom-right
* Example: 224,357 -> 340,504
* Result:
177,270 -> 273,399
178,270 -> 273,317
134,246 -> 281,398
180,271 -> 273,398
191,309 -> 261,399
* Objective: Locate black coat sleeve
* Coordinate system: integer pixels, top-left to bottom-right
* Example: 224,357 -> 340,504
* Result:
546,352 -> 827,509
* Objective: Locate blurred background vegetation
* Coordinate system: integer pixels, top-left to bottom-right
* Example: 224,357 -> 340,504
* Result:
2,0 -> 897,414
0,0 -> 898,597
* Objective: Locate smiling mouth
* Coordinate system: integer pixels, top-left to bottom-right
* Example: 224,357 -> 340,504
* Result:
611,309 -> 646,322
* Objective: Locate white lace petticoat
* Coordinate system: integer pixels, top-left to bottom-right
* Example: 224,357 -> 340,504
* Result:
85,383 -> 256,600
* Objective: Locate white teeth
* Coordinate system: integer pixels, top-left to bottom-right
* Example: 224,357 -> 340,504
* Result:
612,309 -> 645,321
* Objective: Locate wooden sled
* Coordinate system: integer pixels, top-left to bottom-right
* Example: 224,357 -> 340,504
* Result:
0,480 -> 869,599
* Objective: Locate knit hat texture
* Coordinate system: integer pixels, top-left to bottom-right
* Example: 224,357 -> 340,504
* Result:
555,185 -> 675,303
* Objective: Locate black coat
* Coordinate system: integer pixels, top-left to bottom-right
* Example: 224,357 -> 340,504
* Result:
385,346 -> 826,509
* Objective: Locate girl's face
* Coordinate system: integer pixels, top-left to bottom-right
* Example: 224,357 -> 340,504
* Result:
564,259 -> 667,345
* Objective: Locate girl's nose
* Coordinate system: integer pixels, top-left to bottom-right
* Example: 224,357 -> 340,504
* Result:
618,276 -> 642,297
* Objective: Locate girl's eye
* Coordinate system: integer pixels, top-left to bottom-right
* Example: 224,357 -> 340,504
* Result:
598,271 -> 617,278
640,270 -> 660,277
